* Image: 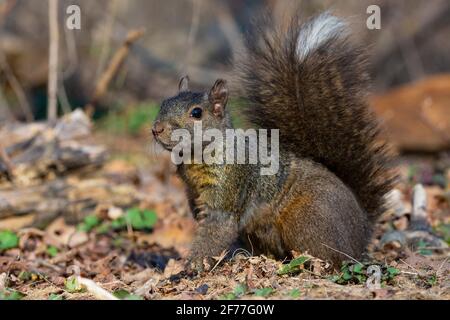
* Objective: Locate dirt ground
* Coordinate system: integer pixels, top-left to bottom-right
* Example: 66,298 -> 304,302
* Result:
0,134 -> 449,300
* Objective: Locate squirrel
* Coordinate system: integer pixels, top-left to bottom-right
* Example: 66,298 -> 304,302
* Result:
152,12 -> 395,271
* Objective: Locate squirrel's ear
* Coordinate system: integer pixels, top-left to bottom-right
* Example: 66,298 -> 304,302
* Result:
208,79 -> 228,117
178,76 -> 190,92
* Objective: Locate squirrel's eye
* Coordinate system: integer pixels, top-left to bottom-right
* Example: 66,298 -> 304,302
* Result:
191,107 -> 203,119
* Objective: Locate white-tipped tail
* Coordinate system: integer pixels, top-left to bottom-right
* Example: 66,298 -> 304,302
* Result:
296,13 -> 347,60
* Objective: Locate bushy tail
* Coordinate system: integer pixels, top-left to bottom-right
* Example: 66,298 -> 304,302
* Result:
236,12 -> 395,220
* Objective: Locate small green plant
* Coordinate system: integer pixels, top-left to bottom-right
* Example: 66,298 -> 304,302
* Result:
77,215 -> 101,232
0,230 -> 19,251
75,208 -> 158,234
113,289 -> 144,300
219,284 -> 247,300
289,288 -> 301,298
46,245 -> 59,258
330,262 -> 400,285
0,289 -> 25,300
417,240 -> 433,256
18,271 -> 32,281
111,208 -> 158,231
64,276 -> 83,293
426,275 -> 437,287
98,102 -> 159,136
254,287 -> 273,297
277,256 -> 310,275
48,293 -> 64,300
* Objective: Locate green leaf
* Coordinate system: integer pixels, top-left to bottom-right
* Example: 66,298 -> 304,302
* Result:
0,230 -> 19,250
427,275 -> 437,286
113,289 -> 130,299
113,289 -> 144,300
47,245 -> 59,257
65,276 -> 82,293
290,256 -> 310,267
352,263 -> 364,274
355,274 -> 366,284
142,210 -> 158,228
0,289 -> 25,300
124,294 -> 144,300
125,208 -> 157,230
18,271 -> 31,281
77,215 -> 100,232
289,289 -> 301,298
233,284 -> 246,297
49,293 -> 64,300
111,217 -> 127,230
125,208 -> 141,227
328,275 -> 341,283
277,256 -> 310,275
219,293 -> 236,300
417,240 -> 433,256
386,267 -> 400,277
254,287 -> 273,297
342,271 -> 352,281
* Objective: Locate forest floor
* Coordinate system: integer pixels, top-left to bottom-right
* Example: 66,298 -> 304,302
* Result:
0,131 -> 449,300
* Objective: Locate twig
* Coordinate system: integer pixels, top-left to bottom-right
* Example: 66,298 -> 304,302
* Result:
0,85 -> 14,121
98,18 -> 225,87
0,52 -> 33,121
399,258 -> 422,275
62,16 -> 78,78
231,248 -> 252,259
181,0 -> 201,74
57,14 -> 79,115
57,77 -> 72,115
321,243 -> 363,265
77,277 -> 119,300
0,273 -> 7,291
86,28 -> 145,114
34,259 -> 63,273
210,249 -> 229,273
436,257 -> 449,277
47,0 -> 59,121
213,0 -> 244,58
411,184 -> 428,221
0,142 -> 14,179
94,0 -> 118,81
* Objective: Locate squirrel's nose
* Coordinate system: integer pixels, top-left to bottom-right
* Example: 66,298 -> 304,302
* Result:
152,120 -> 165,136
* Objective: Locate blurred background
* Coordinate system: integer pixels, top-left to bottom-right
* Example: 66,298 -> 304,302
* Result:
0,0 -> 450,138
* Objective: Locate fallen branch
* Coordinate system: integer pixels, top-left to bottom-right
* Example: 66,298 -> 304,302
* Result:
410,184 -> 430,231
0,52 -> 33,122
47,0 -> 59,121
86,28 -> 145,114
0,273 -> 7,292
77,277 -> 119,300
0,143 -> 13,181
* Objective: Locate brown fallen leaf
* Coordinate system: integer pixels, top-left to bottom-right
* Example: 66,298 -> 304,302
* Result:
68,231 -> 89,248
45,217 -> 77,247
163,259 -> 184,279
0,273 -> 7,291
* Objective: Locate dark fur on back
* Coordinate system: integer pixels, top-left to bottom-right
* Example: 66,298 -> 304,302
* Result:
235,13 -> 396,220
